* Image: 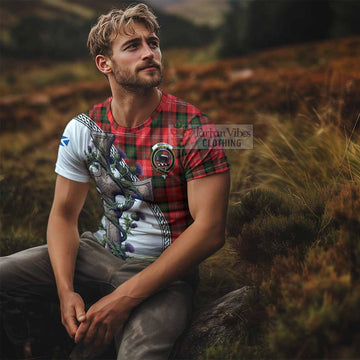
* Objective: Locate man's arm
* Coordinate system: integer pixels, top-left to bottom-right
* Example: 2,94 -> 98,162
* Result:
75,170 -> 230,347
47,174 -> 89,339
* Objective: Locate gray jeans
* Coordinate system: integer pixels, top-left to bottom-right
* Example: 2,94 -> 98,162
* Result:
0,232 -> 198,359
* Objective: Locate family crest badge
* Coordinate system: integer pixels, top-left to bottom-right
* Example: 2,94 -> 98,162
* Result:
151,142 -> 175,178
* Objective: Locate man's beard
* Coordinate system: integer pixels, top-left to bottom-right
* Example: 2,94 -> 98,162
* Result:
112,62 -> 163,90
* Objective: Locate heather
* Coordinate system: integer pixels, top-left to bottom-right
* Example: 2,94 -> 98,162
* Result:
1,36 -> 360,358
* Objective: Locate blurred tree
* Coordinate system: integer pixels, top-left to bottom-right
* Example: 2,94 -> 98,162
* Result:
157,13 -> 215,49
330,0 -> 360,37
2,12 -> 215,60
219,0 -> 336,57
9,17 -> 90,60
218,0 -> 248,57
247,0 -> 333,51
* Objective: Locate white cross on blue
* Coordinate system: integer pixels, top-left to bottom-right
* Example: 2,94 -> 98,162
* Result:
60,136 -> 70,146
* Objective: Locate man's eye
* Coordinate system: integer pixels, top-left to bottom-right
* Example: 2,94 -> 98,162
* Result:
126,44 -> 138,50
149,41 -> 159,49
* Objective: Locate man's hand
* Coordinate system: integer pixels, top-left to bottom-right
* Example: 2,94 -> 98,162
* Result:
74,290 -> 136,350
59,291 -> 86,340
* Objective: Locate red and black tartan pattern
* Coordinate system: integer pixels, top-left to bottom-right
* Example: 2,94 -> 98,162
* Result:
85,90 -> 231,242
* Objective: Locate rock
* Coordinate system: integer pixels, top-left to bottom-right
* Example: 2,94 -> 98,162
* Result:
173,286 -> 264,359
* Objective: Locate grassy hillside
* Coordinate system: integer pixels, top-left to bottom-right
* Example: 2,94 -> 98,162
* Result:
1,36 -> 359,358
149,0 -> 229,26
0,0 -> 215,58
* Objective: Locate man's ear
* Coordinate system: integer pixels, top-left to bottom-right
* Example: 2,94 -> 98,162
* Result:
95,55 -> 112,75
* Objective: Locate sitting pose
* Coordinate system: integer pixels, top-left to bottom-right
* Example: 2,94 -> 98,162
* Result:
0,3 -> 230,359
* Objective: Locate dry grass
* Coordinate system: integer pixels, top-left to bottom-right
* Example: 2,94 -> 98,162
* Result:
1,36 -> 360,358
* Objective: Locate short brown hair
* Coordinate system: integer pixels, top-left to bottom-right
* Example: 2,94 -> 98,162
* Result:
87,3 -> 159,58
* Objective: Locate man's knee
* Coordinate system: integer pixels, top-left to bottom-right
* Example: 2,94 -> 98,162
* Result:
0,255 -> 19,290
116,281 -> 194,360
0,245 -> 54,294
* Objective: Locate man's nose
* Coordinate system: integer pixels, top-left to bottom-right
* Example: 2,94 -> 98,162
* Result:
141,42 -> 154,60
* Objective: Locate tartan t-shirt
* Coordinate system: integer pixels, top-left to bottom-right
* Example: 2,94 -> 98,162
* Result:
55,90 -> 230,259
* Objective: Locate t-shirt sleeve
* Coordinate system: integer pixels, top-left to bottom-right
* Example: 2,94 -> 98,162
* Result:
55,119 -> 90,183
181,113 -> 231,181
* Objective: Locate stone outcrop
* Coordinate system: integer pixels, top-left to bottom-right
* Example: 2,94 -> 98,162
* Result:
173,286 -> 264,359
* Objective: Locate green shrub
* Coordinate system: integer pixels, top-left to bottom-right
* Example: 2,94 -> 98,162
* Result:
330,183 -> 360,283
0,231 -> 44,256
240,214 -> 318,264
200,341 -> 267,360
227,189 -> 291,238
228,188 -> 334,265
263,245 -> 360,359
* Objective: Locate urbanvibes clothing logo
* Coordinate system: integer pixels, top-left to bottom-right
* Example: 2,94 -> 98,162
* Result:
151,142 -> 175,178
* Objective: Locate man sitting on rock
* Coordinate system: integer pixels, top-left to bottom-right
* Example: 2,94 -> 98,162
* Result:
0,3 -> 230,359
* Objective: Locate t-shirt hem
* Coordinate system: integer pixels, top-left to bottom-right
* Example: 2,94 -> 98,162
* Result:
186,166 -> 231,182
55,168 -> 90,183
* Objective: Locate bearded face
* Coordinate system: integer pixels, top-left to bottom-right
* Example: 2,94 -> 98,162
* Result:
111,59 -> 163,90
107,22 -> 163,91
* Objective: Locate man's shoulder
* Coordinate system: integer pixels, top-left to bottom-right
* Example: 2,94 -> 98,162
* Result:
162,91 -> 203,118
161,91 -> 214,133
83,97 -> 112,126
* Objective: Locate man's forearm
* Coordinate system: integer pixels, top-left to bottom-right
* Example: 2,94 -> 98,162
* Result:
47,213 -> 79,297
73,219 -> 224,345
113,220 -> 224,304
113,171 -> 230,308
46,176 -> 89,299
